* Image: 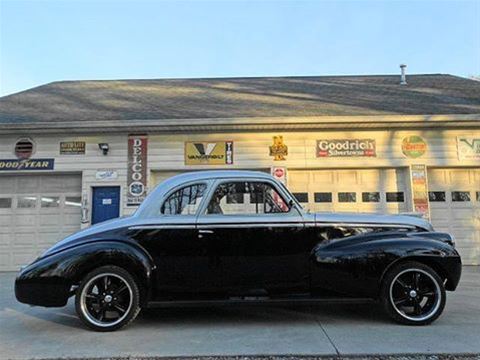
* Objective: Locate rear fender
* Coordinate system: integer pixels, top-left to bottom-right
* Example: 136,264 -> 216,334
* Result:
312,235 -> 461,298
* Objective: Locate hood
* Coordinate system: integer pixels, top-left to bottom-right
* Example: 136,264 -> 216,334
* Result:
314,212 -> 433,231
39,216 -> 138,259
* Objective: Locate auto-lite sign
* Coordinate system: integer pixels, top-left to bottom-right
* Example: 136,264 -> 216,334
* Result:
316,139 -> 376,157
185,141 -> 233,165
410,164 -> 430,220
457,136 -> 480,160
127,135 -> 148,206
0,159 -> 54,171
60,141 -> 85,155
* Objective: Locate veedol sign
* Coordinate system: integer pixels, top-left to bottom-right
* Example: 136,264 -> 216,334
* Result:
457,137 -> 480,160
127,135 -> 148,206
316,139 -> 376,157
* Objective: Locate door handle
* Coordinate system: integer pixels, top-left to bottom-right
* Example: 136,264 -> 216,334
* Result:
198,229 -> 213,239
198,229 -> 214,234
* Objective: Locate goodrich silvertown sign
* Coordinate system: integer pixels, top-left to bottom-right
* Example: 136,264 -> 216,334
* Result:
316,139 -> 376,157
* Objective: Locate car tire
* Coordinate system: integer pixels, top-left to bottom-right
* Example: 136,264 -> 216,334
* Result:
381,261 -> 446,326
75,265 -> 141,331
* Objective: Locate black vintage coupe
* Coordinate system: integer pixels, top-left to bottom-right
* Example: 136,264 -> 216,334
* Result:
15,171 -> 462,331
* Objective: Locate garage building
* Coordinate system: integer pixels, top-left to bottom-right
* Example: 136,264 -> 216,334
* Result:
0,73 -> 479,270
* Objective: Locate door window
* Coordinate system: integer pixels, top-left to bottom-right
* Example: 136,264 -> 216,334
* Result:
161,184 -> 207,215
206,182 -> 289,214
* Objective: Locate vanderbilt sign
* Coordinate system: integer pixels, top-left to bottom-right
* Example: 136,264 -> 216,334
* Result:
316,139 -> 376,157
185,141 -> 233,165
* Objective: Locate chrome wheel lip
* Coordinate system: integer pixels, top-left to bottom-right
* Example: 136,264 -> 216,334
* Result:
80,272 -> 133,328
389,268 -> 442,322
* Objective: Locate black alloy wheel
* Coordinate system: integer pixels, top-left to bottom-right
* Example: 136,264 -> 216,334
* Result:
75,265 -> 141,331
381,261 -> 446,325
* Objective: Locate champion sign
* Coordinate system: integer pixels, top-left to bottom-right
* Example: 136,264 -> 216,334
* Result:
316,139 -> 376,157
127,135 -> 148,206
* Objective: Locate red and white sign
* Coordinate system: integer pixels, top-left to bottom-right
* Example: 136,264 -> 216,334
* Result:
127,135 -> 148,206
271,166 -> 287,184
410,164 -> 430,219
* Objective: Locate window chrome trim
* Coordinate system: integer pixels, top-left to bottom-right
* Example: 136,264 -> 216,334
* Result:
197,222 -> 305,229
129,224 -> 196,230
314,221 -> 416,229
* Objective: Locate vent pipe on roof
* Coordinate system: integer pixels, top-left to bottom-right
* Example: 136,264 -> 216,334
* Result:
400,64 -> 407,85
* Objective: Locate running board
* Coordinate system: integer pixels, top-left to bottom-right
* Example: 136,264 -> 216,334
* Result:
147,297 -> 375,308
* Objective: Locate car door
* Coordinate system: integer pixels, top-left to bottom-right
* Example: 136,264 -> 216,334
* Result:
196,179 -> 316,296
132,181 -> 222,298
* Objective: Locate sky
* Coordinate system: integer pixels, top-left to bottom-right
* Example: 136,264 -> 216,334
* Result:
0,0 -> 479,96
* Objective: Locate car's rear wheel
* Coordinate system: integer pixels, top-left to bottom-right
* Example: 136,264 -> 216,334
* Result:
75,265 -> 141,331
381,261 -> 446,325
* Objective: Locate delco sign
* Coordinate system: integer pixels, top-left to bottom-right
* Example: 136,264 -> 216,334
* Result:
127,135 -> 148,206
316,139 -> 376,157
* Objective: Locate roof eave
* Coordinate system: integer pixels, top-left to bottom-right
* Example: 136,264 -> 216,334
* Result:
0,114 -> 479,135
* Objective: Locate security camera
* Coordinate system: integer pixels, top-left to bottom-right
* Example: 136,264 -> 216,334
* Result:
98,143 -> 109,155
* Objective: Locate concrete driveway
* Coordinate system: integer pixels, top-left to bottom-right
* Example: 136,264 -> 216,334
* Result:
1,267 -> 479,360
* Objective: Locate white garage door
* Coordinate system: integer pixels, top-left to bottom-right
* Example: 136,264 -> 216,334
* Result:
428,168 -> 480,265
288,168 -> 408,214
0,174 -> 82,271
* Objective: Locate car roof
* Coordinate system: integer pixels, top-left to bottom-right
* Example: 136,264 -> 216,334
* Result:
163,170 -> 273,185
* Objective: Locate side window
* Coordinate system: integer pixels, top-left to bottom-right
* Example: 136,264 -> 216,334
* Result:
161,184 -> 207,215
206,181 -> 289,215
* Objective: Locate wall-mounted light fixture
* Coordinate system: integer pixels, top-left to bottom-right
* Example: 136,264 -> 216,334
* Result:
98,143 -> 109,155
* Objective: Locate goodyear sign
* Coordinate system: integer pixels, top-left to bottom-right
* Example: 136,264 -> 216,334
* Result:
0,159 -> 54,171
185,141 -> 233,165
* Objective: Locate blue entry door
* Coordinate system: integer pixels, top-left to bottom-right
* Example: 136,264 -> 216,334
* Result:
92,186 -> 120,225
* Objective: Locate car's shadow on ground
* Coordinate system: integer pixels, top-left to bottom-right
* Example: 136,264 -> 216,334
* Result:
17,300 -> 390,331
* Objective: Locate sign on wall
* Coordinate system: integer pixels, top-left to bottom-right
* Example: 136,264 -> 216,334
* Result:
316,139 -> 376,157
271,166 -> 287,184
269,136 -> 288,161
402,136 -> 427,158
457,137 -> 480,160
96,170 -> 118,181
185,141 -> 233,165
410,164 -> 430,219
127,135 -> 148,206
0,159 -> 54,171
60,141 -> 86,155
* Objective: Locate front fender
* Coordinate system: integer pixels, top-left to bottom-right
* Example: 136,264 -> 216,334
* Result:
15,240 -> 155,307
311,235 -> 462,298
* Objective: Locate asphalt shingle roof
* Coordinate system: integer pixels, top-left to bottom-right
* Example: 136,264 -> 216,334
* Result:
0,74 -> 479,124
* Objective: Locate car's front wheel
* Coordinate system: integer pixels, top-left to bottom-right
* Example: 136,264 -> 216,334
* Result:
381,261 -> 446,325
75,265 -> 141,331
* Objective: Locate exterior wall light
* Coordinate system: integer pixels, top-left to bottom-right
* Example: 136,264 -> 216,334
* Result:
98,143 -> 109,155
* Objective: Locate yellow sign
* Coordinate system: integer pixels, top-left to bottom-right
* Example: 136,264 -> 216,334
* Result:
185,141 -> 233,165
269,136 -> 288,161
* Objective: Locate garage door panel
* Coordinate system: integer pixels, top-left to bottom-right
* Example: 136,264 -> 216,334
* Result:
39,213 -> 62,225
0,233 -> 11,246
0,174 -> 81,271
0,253 -> 10,268
0,214 -> 13,226
428,168 -> 480,265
